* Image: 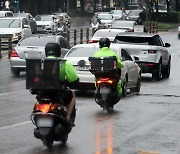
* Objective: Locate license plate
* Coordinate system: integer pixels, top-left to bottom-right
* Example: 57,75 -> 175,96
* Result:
76,66 -> 89,71
37,117 -> 53,127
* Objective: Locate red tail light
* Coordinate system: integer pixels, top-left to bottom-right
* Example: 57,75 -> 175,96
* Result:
34,76 -> 40,82
146,63 -> 154,67
97,78 -> 113,84
34,103 -> 58,113
10,48 -> 19,57
148,50 -> 157,54
89,40 -> 99,43
128,29 -> 134,32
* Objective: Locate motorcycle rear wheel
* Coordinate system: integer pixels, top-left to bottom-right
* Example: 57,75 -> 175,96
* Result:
103,100 -> 113,113
60,133 -> 68,144
43,139 -> 53,148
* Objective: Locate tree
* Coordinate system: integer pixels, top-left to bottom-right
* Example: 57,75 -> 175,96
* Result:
175,0 -> 179,11
166,0 -> 171,12
80,0 -> 85,12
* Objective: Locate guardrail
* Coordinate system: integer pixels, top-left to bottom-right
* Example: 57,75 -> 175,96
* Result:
62,28 -> 95,46
144,22 -> 158,33
0,34 -> 17,59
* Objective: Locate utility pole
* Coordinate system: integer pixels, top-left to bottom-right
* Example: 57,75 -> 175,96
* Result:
67,0 -> 69,12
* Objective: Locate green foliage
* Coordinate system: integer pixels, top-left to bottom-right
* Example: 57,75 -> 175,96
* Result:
157,22 -> 179,30
67,10 -> 93,17
140,11 -> 180,23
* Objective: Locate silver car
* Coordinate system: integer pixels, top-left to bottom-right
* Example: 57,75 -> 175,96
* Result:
114,32 -> 171,80
10,34 -> 70,77
89,28 -> 127,43
35,14 -> 58,33
111,20 -> 139,32
64,43 -> 141,96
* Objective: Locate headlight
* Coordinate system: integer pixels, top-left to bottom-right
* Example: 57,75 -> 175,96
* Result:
12,33 -> 21,41
12,33 -> 18,38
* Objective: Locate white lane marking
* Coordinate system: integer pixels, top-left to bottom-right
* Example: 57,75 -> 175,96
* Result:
0,121 -> 31,131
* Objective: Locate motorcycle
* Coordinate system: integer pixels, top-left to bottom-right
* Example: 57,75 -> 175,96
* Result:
89,56 -> 120,112
26,59 -> 75,148
30,90 -> 75,147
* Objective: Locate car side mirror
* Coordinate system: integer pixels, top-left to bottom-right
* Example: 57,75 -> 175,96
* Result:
134,56 -> 139,61
164,43 -> 171,48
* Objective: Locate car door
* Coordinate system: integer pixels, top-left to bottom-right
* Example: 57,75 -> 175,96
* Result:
121,48 -> 138,87
154,35 -> 169,65
22,18 -> 32,38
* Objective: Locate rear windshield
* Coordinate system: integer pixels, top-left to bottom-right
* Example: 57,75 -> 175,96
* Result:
66,46 -> 118,57
66,47 -> 98,57
18,37 -> 56,46
115,36 -> 153,45
94,30 -> 120,37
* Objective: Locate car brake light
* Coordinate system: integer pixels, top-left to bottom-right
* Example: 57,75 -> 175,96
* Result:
10,48 -> 19,57
147,63 -> 154,66
148,50 -> 157,54
89,40 -> 98,43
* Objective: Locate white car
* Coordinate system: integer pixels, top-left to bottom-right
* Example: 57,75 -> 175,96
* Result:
35,14 -> 58,33
0,17 -> 32,43
96,13 -> 114,29
89,28 -> 127,43
114,32 -> 171,80
111,20 -> 139,32
178,25 -> 180,39
64,43 -> 141,96
109,10 -> 123,20
0,11 -> 14,18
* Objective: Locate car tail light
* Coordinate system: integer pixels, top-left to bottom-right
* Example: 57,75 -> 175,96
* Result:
148,50 -> 157,54
10,48 -> 19,57
146,63 -> 154,67
97,78 -> 113,84
89,40 -> 99,43
128,29 -> 134,32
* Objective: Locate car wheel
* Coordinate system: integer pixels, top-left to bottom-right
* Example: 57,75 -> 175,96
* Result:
134,74 -> 141,93
122,77 -> 128,97
32,28 -> 37,34
162,59 -> 171,78
152,61 -> 162,81
11,68 -> 20,77
178,34 -> 180,39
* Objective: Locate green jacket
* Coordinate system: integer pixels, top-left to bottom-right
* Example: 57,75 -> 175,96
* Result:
94,47 -> 124,69
47,56 -> 79,83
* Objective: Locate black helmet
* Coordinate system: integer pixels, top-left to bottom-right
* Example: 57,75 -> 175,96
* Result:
99,37 -> 110,48
45,42 -> 61,57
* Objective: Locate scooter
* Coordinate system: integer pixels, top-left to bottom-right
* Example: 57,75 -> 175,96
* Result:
89,56 -> 120,112
30,90 -> 75,148
26,58 -> 75,148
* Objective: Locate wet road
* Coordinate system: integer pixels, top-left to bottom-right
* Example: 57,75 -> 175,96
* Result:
0,30 -> 180,154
